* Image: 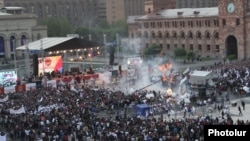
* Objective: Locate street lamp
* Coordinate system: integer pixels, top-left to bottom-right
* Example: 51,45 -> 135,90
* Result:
116,33 -> 119,62
24,39 -> 30,77
89,34 -> 92,41
103,34 -> 106,63
40,39 -> 45,75
12,39 -> 17,73
88,53 -> 93,68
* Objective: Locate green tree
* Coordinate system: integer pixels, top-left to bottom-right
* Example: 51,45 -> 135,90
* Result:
143,44 -> 161,56
174,48 -> 187,57
75,20 -> 128,42
40,17 -> 73,37
187,51 -> 195,62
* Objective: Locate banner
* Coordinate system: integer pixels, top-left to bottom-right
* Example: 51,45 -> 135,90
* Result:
47,80 -> 57,88
25,83 -> 36,91
4,86 -> 15,94
0,87 -> 4,94
15,84 -> 26,93
9,106 -> 25,114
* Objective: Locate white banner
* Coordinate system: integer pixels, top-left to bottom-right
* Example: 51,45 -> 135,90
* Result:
25,83 -> 36,91
0,134 -> 6,141
9,106 -> 26,114
47,80 -> 57,88
4,86 -> 15,94
0,95 -> 8,103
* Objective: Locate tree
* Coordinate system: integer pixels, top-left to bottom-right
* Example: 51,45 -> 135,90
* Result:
40,17 -> 73,37
74,20 -> 128,42
187,51 -> 195,62
143,44 -> 161,56
174,48 -> 187,57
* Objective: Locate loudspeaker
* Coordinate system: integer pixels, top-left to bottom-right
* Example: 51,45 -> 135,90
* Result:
112,70 -> 118,77
109,46 -> 114,65
33,54 -> 39,76
119,65 -> 122,74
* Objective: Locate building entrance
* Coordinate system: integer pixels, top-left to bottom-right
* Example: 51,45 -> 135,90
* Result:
226,35 -> 238,59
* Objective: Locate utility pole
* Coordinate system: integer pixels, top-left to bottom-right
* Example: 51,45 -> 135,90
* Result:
116,33 -> 119,63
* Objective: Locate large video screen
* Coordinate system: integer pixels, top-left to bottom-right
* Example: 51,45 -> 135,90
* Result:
38,56 -> 63,75
0,70 -> 17,87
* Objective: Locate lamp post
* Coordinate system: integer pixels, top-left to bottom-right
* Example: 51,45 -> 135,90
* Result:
89,34 -> 92,41
24,40 -> 30,77
116,33 -> 119,62
103,34 -> 106,64
40,39 -> 45,75
12,39 -> 17,74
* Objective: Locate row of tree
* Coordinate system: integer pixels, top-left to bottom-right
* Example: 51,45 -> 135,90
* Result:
40,17 -> 128,43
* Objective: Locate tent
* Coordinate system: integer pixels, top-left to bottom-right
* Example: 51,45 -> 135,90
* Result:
189,70 -> 212,85
135,104 -> 151,117
16,37 -> 104,51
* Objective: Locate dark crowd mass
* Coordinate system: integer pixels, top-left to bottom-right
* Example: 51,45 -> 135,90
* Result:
0,59 -> 250,141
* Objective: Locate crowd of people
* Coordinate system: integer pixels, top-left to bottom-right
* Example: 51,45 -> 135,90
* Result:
0,59 -> 250,141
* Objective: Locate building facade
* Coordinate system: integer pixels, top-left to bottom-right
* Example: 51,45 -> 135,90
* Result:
128,0 -> 250,60
0,7 -> 47,60
144,0 -> 176,14
176,0 -> 218,8
4,0 -> 99,28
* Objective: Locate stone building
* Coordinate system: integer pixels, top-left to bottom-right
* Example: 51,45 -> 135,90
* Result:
128,0 -> 250,60
0,7 -> 47,60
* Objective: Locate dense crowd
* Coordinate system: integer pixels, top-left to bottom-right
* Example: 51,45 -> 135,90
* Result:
0,59 -> 250,141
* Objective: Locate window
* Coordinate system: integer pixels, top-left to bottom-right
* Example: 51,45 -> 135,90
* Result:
144,32 -> 148,38
167,44 -> 170,50
222,19 -> 226,26
207,45 -> 211,51
173,32 -> 177,38
236,18 -> 240,26
197,32 -> 202,39
215,45 -> 220,52
165,32 -> 169,38
182,44 -> 185,49
189,32 -> 193,39
190,44 -> 193,50
138,32 -> 141,37
151,31 -> 155,38
181,32 -> 185,39
198,44 -> 202,51
206,32 -> 210,39
175,44 -> 177,48
158,22 -> 162,28
151,22 -> 155,28
214,32 -> 219,39
158,32 -> 162,38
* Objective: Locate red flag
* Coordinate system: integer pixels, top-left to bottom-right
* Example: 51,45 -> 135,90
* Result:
15,84 -> 26,93
0,87 -> 4,95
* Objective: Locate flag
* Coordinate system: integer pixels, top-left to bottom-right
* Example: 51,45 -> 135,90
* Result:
15,84 -> 26,93
0,87 -> 4,95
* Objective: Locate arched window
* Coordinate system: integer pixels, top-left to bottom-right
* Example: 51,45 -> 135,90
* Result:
206,32 -> 210,39
151,31 -> 155,38
173,31 -> 177,38
189,32 -> 193,39
214,32 -> 219,39
165,32 -> 169,38
181,31 -> 185,39
144,31 -> 148,38
197,32 -> 202,39
137,32 -> 141,37
158,31 -> 162,38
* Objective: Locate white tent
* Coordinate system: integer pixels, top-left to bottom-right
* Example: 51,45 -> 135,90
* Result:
189,70 -> 212,85
16,37 -> 75,50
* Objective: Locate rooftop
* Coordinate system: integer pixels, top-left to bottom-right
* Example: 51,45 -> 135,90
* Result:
137,7 -> 218,20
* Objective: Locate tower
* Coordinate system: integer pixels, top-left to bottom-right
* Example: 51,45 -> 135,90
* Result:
218,0 -> 246,59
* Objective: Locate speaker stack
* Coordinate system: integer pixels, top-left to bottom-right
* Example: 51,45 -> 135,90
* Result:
33,54 -> 39,76
109,46 -> 115,65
